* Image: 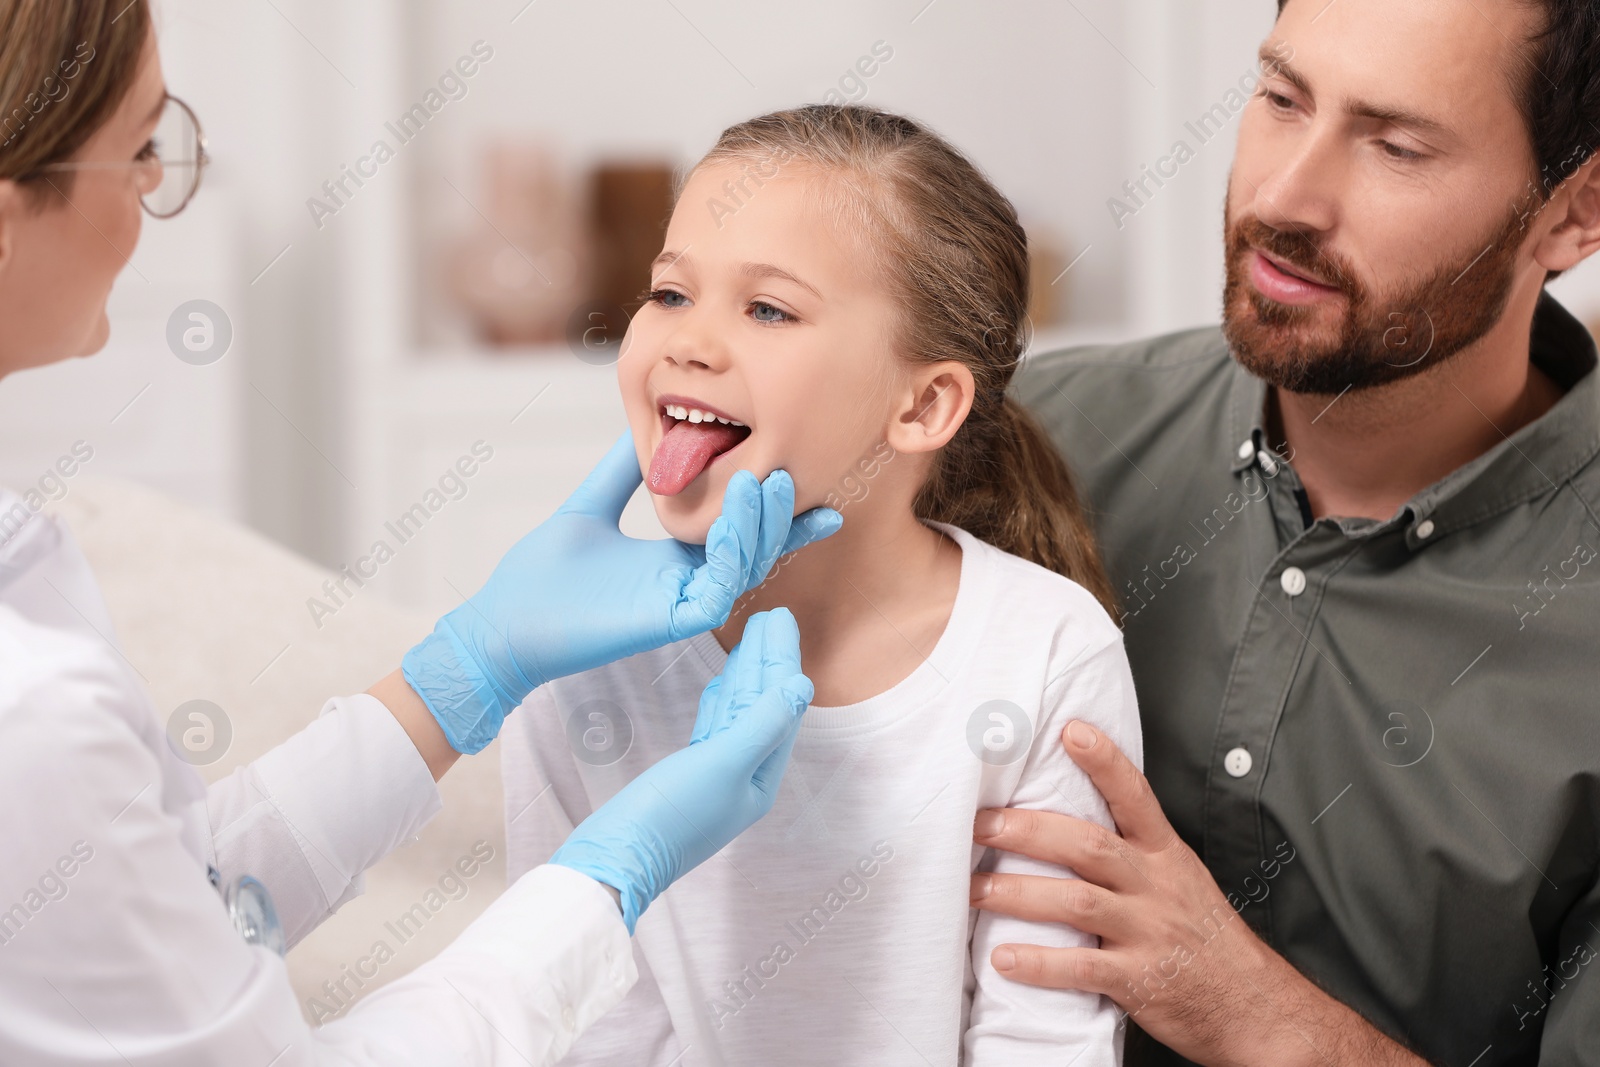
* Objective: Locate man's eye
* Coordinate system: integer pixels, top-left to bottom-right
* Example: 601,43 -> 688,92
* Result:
749,301 -> 792,324
1260,89 -> 1296,112
648,288 -> 689,308
1379,141 -> 1423,162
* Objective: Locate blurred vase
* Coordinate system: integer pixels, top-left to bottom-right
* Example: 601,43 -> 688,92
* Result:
448,141 -> 591,347
1025,223 -> 1071,331
590,162 -> 676,314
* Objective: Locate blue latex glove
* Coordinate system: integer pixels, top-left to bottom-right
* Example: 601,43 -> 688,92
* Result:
550,608 -> 813,933
403,432 -> 840,754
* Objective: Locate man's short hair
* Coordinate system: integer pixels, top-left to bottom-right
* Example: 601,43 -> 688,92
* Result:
1275,0 -> 1600,199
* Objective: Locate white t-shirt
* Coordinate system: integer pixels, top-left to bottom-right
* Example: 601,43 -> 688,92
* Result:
503,523 -> 1143,1066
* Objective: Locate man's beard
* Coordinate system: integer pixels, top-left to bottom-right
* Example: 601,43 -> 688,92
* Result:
1221,197 -> 1530,396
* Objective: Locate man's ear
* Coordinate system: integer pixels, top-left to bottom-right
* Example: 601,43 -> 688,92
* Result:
885,361 -> 974,456
1533,155 -> 1600,274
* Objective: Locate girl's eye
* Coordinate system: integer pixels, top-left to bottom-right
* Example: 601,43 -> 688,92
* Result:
136,138 -> 159,162
648,288 -> 689,309
749,301 -> 792,324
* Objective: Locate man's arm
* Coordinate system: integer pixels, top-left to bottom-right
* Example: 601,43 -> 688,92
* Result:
969,720 -> 1432,1067
1535,877 -> 1600,1062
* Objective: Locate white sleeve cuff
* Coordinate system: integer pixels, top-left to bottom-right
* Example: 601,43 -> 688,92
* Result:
247,693 -> 443,915
455,863 -> 637,1027
318,864 -> 638,1066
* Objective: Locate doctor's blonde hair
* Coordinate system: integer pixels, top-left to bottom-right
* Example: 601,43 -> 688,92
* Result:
0,0 -> 151,198
695,105 -> 1115,613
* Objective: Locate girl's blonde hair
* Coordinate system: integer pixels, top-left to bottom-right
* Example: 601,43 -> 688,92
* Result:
696,104 -> 1114,613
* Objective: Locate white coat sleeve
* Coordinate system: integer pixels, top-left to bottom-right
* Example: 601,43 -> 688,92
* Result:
0,635 -> 635,1067
964,637 -> 1144,1067
205,693 -> 445,947
316,864 -> 638,1065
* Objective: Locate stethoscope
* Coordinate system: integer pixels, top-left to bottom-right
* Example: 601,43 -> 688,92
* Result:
208,865 -> 286,956
0,507 -> 291,958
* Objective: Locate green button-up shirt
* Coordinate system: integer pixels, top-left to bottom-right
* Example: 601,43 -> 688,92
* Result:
1016,293 -> 1600,1066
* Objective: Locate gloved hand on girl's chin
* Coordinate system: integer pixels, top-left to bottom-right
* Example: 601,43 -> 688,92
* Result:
549,607 -> 814,933
400,431 -> 840,755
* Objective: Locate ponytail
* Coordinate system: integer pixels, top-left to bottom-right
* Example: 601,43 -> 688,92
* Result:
914,394 -> 1114,614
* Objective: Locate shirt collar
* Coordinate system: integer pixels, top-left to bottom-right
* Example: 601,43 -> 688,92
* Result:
1227,372 -> 1267,476
0,488 -> 64,595
1224,291 -> 1600,541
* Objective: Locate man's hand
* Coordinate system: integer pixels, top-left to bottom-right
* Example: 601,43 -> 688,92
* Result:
969,720 -> 1429,1067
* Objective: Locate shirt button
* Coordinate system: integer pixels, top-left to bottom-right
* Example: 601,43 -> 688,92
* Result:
1257,450 -> 1279,476
1238,440 -> 1255,460
1224,747 -> 1253,777
561,1004 -> 576,1030
1416,519 -> 1436,539
1280,567 -> 1307,596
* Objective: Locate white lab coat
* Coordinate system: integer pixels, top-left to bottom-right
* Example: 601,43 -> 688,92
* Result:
0,492 -> 638,1066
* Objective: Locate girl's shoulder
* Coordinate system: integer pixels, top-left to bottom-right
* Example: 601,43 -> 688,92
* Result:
938,525 -> 1143,775
939,523 -> 1124,662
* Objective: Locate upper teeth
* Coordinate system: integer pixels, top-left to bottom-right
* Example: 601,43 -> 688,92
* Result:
666,404 -> 744,427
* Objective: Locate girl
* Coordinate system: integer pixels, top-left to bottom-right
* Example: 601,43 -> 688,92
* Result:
504,105 -> 1142,1066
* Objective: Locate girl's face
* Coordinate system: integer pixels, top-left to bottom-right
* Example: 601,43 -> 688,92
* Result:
618,160 -> 905,543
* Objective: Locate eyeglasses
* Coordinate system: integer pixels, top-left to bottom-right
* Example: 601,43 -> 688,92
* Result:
31,94 -> 208,219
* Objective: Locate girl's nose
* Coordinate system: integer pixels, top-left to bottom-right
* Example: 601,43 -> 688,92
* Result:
661,317 -> 732,372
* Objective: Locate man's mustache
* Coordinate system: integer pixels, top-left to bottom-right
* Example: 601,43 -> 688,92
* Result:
1230,216 -> 1358,295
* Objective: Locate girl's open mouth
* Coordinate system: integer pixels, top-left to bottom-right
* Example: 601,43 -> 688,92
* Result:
646,395 -> 754,496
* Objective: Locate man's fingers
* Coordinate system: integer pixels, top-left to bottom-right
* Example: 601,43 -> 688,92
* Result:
970,872 -> 1126,937
1061,721 -> 1174,847
973,806 -> 1145,893
560,432 -> 643,522
989,944 -> 1124,998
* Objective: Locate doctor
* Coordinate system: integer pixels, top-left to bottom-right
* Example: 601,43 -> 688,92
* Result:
0,4 -> 839,1065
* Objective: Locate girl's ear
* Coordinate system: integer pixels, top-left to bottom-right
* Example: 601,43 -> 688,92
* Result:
886,361 -> 974,455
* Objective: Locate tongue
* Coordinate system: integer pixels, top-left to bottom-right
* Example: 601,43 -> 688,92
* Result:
647,420 -> 748,496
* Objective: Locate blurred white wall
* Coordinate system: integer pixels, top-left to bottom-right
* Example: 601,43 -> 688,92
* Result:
408,0 -> 1134,329
3,0 -> 1599,602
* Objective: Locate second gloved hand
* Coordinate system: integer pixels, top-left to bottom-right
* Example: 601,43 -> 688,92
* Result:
549,608 -> 813,933
402,433 -> 840,754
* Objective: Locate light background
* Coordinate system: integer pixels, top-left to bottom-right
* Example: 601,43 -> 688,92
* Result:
3,0 -> 1598,618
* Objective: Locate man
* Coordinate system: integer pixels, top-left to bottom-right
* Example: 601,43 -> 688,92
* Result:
977,0 -> 1600,1063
